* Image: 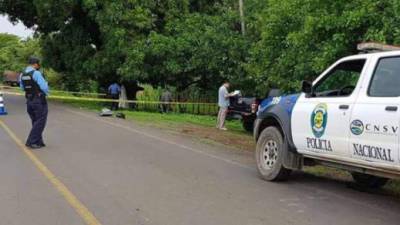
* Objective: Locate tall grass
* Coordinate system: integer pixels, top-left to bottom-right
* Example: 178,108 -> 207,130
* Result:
134,84 -> 218,115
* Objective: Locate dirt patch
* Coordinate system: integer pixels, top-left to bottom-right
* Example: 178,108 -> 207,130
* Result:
180,125 -> 255,151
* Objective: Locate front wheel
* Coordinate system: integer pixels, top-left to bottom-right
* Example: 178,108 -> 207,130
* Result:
351,172 -> 389,189
256,126 -> 291,181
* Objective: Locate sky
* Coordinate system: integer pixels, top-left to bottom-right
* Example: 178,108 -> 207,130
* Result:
0,15 -> 34,39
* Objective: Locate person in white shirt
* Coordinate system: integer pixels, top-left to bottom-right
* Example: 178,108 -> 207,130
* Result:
118,85 -> 128,109
217,81 -> 236,130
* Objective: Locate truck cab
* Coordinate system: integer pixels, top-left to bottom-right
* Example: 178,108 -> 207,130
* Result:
3,71 -> 20,87
254,44 -> 400,188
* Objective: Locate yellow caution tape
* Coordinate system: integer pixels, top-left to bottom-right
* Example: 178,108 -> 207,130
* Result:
1,90 -> 217,106
0,85 -> 106,96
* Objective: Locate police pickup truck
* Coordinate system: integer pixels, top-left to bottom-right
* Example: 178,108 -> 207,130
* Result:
254,43 -> 400,188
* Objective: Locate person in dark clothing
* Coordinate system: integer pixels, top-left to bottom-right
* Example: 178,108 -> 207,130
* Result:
122,80 -> 144,109
108,82 -> 121,110
19,57 -> 49,149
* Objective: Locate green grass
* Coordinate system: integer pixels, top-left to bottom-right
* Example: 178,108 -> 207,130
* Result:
134,102 -> 219,115
122,111 -> 243,131
58,99 -> 246,134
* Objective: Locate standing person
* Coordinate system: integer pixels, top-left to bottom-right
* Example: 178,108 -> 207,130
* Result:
20,57 -> 49,149
217,81 -> 235,130
118,84 -> 128,109
108,82 -> 121,110
160,88 -> 173,113
122,80 -> 144,110
127,80 -> 144,109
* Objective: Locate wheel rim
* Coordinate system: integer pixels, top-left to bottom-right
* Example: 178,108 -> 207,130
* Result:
262,140 -> 278,170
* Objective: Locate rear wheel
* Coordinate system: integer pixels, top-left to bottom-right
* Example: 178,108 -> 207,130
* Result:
351,172 -> 389,189
256,126 -> 291,181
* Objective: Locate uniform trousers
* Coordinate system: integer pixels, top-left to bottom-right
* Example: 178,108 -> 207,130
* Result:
26,96 -> 48,146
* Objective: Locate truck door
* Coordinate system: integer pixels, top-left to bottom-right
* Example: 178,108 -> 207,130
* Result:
350,56 -> 400,170
292,58 -> 367,160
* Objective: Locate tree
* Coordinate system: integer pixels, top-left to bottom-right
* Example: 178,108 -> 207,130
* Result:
248,0 -> 400,92
5,0 -> 400,96
120,12 -> 251,92
0,33 -> 41,74
1,0 -> 252,94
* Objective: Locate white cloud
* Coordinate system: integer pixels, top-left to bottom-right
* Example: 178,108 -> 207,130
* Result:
0,15 -> 34,39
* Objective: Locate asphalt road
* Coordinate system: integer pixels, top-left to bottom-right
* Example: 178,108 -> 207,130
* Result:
1,94 -> 400,225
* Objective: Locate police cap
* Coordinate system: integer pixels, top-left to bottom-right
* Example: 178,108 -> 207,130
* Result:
28,56 -> 40,65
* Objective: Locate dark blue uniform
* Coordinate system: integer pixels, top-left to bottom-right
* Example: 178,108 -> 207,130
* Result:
20,65 -> 49,148
108,83 -> 121,110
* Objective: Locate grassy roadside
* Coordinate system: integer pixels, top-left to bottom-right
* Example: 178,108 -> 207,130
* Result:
61,99 -> 245,132
59,99 -> 400,196
60,99 -> 255,151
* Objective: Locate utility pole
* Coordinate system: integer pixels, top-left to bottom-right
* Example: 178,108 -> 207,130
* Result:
239,0 -> 245,36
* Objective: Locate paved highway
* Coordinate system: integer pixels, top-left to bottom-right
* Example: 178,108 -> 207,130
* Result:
1,94 -> 400,225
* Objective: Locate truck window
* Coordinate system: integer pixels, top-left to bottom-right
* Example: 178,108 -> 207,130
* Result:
313,59 -> 366,97
369,57 -> 400,97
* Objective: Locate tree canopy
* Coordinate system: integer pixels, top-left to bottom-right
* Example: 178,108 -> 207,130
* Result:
248,0 -> 400,92
2,0 -> 400,94
1,0 -> 250,93
0,33 -> 40,74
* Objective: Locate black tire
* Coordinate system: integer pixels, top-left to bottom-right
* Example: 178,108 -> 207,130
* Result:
351,172 -> 389,189
242,120 -> 254,133
255,126 -> 291,181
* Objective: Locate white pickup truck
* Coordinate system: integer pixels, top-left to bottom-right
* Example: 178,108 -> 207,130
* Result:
254,43 -> 400,188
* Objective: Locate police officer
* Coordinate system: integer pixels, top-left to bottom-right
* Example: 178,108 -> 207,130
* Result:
108,82 -> 121,110
20,57 -> 49,149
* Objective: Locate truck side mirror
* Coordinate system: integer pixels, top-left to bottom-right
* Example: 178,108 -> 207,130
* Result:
301,81 -> 312,94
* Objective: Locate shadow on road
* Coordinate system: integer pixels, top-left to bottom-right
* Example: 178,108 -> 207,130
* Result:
287,170 -> 400,201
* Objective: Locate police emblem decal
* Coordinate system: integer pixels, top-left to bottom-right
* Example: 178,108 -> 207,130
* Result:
350,120 -> 364,135
311,103 -> 328,138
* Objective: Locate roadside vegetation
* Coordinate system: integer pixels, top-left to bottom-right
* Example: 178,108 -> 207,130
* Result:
59,97 -> 253,149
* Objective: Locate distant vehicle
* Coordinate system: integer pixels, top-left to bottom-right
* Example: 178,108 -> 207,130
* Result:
228,94 -> 259,132
228,90 -> 280,132
3,71 -> 20,86
254,43 -> 400,188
